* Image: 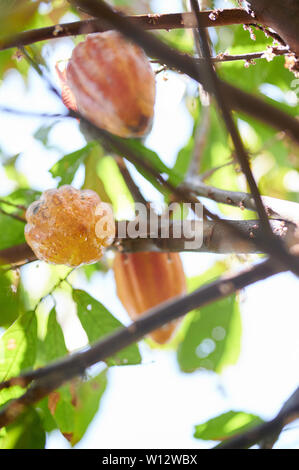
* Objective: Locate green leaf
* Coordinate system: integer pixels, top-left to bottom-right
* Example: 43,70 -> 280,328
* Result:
36,307 -> 68,367
0,0 -> 40,38
194,410 -> 263,442
79,119 -> 175,195
198,106 -> 229,175
169,137 -> 194,187
127,139 -> 172,175
187,261 -> 227,292
0,311 -> 37,406
0,407 -> 46,449
124,139 -> 174,194
82,143 -> 111,202
48,370 -> 107,446
168,102 -> 201,186
36,397 -> 58,433
97,156 -> 135,218
81,261 -> 108,281
34,122 -> 58,149
178,263 -> 242,373
50,143 -> 96,187
73,289 -> 141,366
0,188 -> 41,250
218,25 -> 298,99
178,295 -> 241,373
0,215 -> 25,251
0,270 -> 20,327
158,29 -> 194,54
51,386 -> 75,436
4,188 -> 40,206
70,370 -> 107,446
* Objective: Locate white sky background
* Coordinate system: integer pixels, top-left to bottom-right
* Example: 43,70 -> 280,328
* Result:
0,0 -> 298,449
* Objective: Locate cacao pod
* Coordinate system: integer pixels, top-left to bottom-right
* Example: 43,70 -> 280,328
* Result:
25,185 -> 115,267
62,31 -> 156,138
113,252 -> 186,344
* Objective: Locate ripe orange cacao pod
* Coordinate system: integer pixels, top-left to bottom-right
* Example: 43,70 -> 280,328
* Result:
113,252 -> 186,344
25,185 -> 115,267
62,31 -> 156,138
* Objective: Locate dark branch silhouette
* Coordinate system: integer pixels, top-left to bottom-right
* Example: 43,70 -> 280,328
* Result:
0,9 -> 253,52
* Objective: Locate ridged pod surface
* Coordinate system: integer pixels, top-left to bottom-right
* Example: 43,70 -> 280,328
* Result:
65,31 -> 156,138
25,185 -> 115,267
114,252 -> 186,344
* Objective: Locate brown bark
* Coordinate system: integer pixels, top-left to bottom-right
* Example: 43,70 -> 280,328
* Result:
245,0 -> 299,56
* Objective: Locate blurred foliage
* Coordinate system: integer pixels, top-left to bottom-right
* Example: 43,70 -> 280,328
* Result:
50,142 -> 96,187
0,407 -> 46,449
0,269 -> 22,327
36,307 -> 68,367
194,410 -> 263,443
0,310 -> 37,407
0,0 -> 298,449
0,188 -> 40,250
178,262 -> 242,373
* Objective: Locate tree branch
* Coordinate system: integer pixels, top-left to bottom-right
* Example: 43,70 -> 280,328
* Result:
0,258 -> 282,428
183,178 -> 299,224
218,48 -> 289,63
244,0 -> 299,56
114,219 -> 298,254
0,243 -> 35,266
152,47 -> 290,67
115,156 -> 148,205
0,9 -> 253,52
1,218 -> 297,267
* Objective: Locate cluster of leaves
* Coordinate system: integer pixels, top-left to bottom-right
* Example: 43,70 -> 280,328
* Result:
0,0 -> 298,449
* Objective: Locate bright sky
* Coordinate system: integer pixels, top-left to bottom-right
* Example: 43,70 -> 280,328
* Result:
0,0 -> 298,450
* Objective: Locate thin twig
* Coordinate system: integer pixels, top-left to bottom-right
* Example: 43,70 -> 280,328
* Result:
0,199 -> 27,211
249,23 -> 287,47
20,46 -> 61,99
209,47 -> 289,63
0,207 -> 26,223
0,107 -> 65,119
115,156 -> 148,205
182,178 -> 299,224
152,47 -> 290,67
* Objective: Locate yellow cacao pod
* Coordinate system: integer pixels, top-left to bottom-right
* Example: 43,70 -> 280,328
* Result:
25,185 -> 115,267
64,31 -> 156,138
113,252 -> 186,344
